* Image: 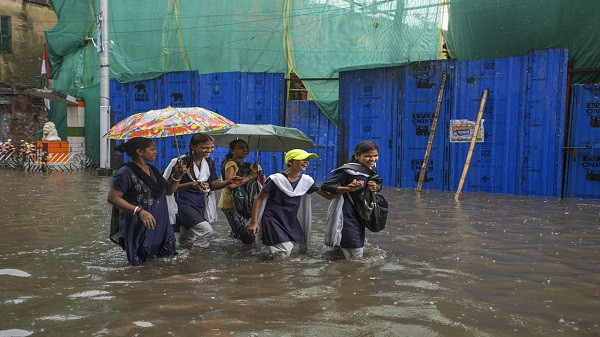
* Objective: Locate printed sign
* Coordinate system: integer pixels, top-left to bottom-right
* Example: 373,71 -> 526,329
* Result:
450,119 -> 485,143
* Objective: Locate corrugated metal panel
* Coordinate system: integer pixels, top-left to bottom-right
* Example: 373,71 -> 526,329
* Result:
159,71 -> 194,109
195,72 -> 241,120
109,79 -> 128,167
399,61 -> 450,190
285,100 -> 338,182
516,49 -> 567,197
564,84 -> 600,199
338,48 -> 568,197
339,67 -> 399,186
195,72 -> 242,176
119,77 -> 160,166
119,72 -> 286,173
238,73 -> 284,124
110,79 -> 128,124
238,73 -> 285,177
128,78 -> 158,115
449,56 -> 522,194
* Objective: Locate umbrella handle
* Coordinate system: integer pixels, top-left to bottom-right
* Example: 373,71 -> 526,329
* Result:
175,137 -> 194,181
175,137 -> 181,158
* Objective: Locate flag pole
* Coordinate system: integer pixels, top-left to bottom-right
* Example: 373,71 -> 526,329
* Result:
41,44 -> 51,110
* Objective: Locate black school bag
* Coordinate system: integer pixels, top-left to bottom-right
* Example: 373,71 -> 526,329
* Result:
233,178 -> 260,218
353,180 -> 388,232
221,160 -> 259,218
340,164 -> 389,232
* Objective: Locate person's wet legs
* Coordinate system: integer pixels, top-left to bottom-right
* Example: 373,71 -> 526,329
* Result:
341,247 -> 364,260
179,221 -> 213,248
269,241 -> 293,259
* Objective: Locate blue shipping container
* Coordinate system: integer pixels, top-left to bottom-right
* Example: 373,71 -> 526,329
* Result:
449,56 -> 523,194
110,72 -> 286,175
285,100 -> 338,182
338,48 -> 568,197
399,61 -> 451,190
237,73 -> 285,177
515,49 -> 567,197
564,84 -> 600,199
195,72 -> 242,176
339,67 -> 399,186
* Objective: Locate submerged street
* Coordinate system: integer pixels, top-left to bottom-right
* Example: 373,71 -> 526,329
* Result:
0,171 -> 598,336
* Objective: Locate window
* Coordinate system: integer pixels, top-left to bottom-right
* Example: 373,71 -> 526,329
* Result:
287,72 -> 310,101
0,16 -> 12,54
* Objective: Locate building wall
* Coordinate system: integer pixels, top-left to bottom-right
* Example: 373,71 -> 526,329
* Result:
1,92 -> 48,142
0,0 -> 56,86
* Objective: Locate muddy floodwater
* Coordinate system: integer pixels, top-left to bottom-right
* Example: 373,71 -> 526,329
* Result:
0,171 -> 598,336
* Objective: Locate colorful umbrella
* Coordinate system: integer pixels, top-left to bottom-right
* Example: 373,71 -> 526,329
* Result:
206,124 -> 314,152
103,106 -> 236,140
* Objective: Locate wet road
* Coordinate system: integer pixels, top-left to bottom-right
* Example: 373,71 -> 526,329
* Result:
0,171 -> 598,336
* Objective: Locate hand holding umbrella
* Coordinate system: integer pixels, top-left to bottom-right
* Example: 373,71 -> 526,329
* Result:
172,159 -> 187,180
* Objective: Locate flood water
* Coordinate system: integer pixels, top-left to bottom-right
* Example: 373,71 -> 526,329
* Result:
0,170 -> 598,336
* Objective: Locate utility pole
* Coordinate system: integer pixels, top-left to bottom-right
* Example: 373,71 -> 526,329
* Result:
99,0 -> 111,172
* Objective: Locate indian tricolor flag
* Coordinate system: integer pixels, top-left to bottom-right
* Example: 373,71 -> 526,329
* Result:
41,45 -> 50,110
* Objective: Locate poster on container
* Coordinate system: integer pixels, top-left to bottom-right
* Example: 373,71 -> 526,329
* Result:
449,119 -> 485,142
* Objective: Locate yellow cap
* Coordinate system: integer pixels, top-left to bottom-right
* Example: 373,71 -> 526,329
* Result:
285,149 -> 318,164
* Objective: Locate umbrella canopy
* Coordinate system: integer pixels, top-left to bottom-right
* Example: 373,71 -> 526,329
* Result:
207,124 -> 314,152
103,106 -> 236,139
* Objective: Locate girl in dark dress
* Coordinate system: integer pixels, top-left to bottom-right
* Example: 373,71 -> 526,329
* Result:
166,133 -> 241,248
107,137 -> 184,265
218,139 -> 262,244
248,149 -> 359,259
321,141 -> 382,260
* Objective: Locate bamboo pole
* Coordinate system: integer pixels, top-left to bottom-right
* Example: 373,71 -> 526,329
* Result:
417,72 -> 447,191
454,89 -> 489,201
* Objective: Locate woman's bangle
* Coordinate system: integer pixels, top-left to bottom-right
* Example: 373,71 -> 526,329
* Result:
133,206 -> 139,214
171,175 -> 182,182
135,207 -> 143,215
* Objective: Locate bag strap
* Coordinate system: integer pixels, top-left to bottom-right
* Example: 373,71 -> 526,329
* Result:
337,163 -> 375,176
337,163 -> 383,184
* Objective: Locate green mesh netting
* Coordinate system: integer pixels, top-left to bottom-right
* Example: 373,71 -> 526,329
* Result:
447,0 -> 600,83
285,0 -> 443,123
45,0 -> 444,161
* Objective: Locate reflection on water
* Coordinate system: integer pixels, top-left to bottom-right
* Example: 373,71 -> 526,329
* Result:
0,171 -> 598,336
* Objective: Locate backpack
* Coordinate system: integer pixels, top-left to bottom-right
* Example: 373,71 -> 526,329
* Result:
232,178 -> 260,218
338,163 -> 389,232
351,187 -> 389,232
221,160 -> 259,218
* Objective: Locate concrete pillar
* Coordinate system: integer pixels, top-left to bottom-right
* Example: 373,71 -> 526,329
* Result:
67,100 -> 85,156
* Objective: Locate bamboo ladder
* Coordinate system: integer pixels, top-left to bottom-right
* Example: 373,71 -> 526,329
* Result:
454,89 -> 489,201
417,72 -> 447,191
